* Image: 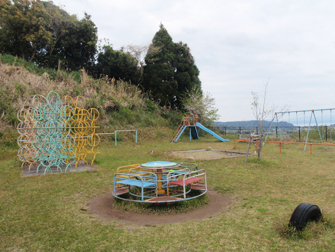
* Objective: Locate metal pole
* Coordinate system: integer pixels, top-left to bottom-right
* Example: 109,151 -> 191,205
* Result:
304,111 -> 314,150
314,111 -> 324,148
245,136 -> 252,163
264,114 -> 276,146
276,126 -> 278,138
279,120 -> 282,142
114,130 -> 138,146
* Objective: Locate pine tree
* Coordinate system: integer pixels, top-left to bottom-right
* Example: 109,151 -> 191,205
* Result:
142,24 -> 201,109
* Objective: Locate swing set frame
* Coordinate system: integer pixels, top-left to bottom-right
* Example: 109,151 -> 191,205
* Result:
263,108 -> 335,154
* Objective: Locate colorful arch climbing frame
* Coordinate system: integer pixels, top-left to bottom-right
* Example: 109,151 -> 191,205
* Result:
62,95 -> 100,167
17,91 -> 100,174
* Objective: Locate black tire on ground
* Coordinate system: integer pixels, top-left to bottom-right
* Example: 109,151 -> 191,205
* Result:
289,203 -> 322,231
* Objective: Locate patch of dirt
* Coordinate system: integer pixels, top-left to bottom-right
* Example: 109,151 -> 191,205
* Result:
88,190 -> 232,225
168,149 -> 254,161
170,150 -> 229,160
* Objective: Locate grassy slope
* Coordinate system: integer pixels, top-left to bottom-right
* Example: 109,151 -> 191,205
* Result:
1,136 -> 335,251
0,54 -> 179,131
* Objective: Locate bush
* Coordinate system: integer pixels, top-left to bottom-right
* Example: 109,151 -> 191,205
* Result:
145,98 -> 156,112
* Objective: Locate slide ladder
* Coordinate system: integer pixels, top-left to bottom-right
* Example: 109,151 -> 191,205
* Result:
171,124 -> 187,142
171,114 -> 196,142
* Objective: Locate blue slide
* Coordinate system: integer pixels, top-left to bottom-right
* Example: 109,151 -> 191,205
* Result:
196,122 -> 229,142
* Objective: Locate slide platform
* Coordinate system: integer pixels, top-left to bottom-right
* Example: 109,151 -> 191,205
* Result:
196,122 -> 229,142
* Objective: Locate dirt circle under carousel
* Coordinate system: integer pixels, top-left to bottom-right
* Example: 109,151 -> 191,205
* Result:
88,190 -> 232,226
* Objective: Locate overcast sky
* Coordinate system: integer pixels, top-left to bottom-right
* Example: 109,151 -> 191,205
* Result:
56,0 -> 335,123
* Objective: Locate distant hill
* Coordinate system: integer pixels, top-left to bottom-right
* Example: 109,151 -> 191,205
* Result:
215,120 -> 295,129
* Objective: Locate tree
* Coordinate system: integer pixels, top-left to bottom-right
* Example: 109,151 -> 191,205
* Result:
124,45 -> 148,68
0,0 -> 53,62
0,1 -> 98,71
250,83 -> 274,161
42,12 -> 98,71
40,1 -> 75,68
142,24 -> 201,109
174,42 -> 201,108
93,45 -> 140,84
124,44 -> 148,82
182,87 -> 219,125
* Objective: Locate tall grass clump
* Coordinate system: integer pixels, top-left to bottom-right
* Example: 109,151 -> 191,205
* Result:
276,214 -> 335,240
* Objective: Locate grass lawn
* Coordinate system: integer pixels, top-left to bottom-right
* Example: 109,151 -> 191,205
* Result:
1,136 -> 335,251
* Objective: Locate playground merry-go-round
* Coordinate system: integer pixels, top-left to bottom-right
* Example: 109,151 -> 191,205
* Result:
113,161 -> 207,203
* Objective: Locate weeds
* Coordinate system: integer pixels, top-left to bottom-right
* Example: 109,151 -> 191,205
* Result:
0,128 -> 18,149
276,214 -> 335,240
